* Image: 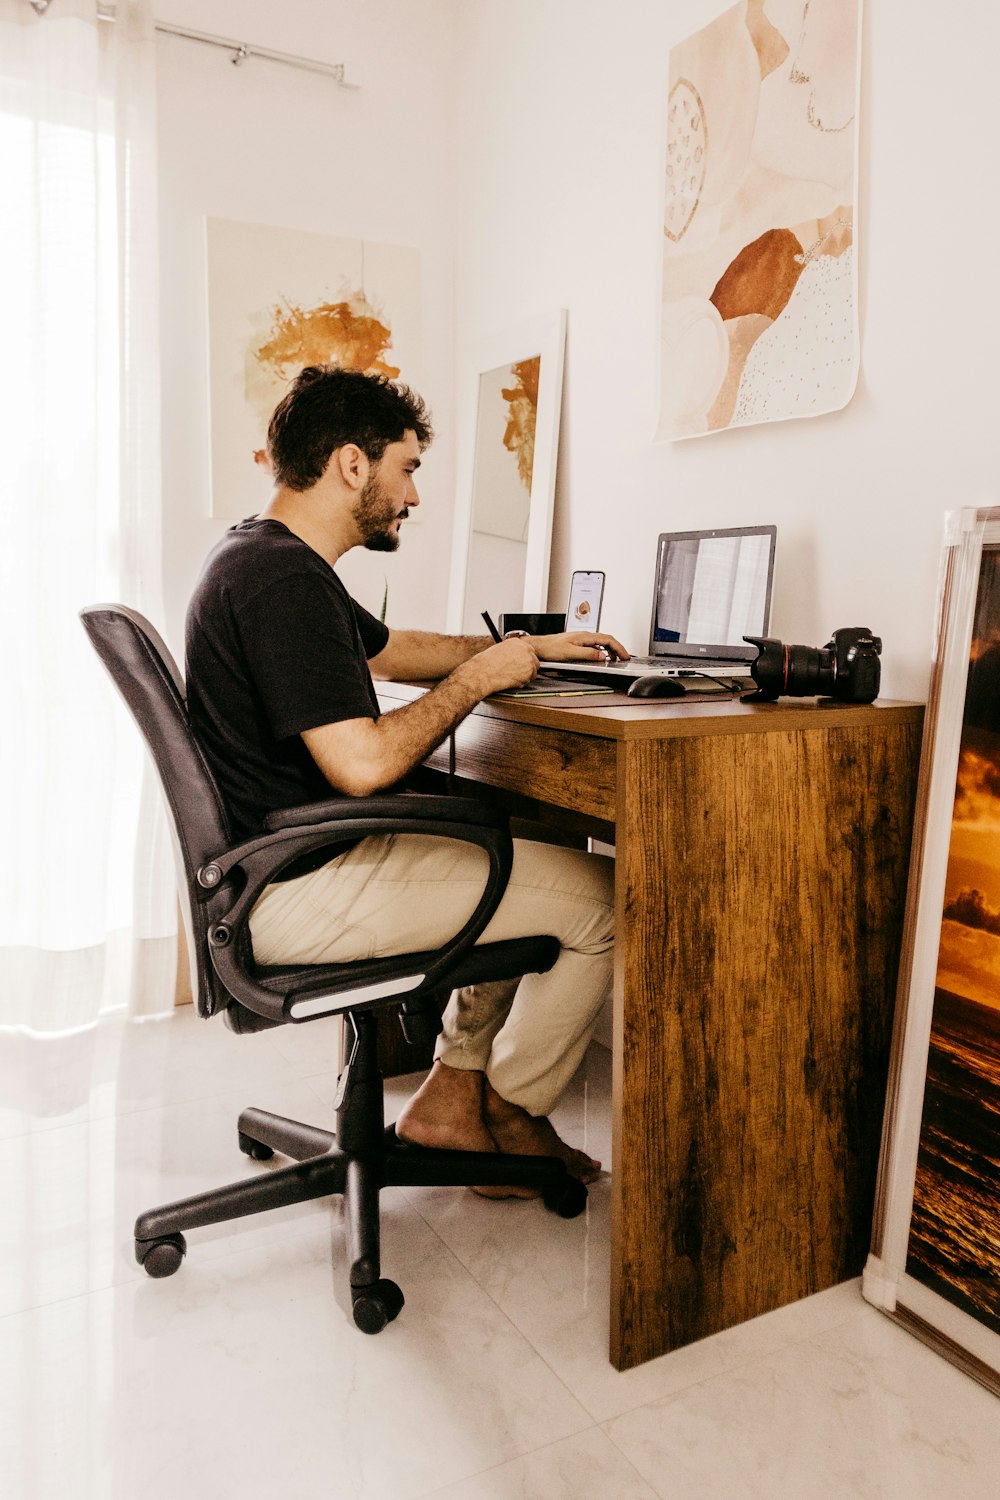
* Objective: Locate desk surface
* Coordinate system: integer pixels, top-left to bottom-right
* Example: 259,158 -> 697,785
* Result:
378,679 -> 921,740
379,683 -> 922,838
378,682 -> 924,1369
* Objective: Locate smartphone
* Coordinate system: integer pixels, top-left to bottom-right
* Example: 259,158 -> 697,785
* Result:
566,571 -> 605,630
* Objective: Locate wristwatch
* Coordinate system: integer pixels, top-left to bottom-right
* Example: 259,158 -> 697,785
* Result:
502,629 -> 529,639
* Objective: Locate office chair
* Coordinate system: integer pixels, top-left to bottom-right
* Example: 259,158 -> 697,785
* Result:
80,605 -> 585,1334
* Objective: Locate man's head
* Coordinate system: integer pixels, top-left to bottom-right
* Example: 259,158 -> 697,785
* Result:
266,364 -> 434,554
267,365 -> 433,489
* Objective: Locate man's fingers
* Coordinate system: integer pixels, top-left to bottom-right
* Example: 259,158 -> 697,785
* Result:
554,630 -> 631,662
585,633 -> 629,660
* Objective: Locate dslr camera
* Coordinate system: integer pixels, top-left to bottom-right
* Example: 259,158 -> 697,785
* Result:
743,627 -> 882,703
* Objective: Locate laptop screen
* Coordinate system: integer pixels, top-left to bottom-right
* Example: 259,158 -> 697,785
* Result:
648,525 -> 776,662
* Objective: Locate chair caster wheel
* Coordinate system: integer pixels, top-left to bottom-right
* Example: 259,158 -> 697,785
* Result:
542,1176 -> 588,1219
352,1279 -> 405,1334
238,1131 -> 274,1161
136,1232 -> 186,1277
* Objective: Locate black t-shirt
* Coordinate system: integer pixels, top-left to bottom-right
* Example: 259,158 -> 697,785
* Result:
185,518 -> 389,842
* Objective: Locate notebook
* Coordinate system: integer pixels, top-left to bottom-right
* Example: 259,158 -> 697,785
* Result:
538,525 -> 777,683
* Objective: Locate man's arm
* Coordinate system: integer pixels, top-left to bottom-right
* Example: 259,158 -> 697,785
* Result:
302,637 -> 539,797
369,626 -> 630,682
368,629 -> 492,681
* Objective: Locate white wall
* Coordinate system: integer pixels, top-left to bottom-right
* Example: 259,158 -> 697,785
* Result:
156,1 -> 1000,704
451,0 -> 1000,701
155,0 -> 459,652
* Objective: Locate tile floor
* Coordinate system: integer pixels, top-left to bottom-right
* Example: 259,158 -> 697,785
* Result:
1,1006 -> 997,1500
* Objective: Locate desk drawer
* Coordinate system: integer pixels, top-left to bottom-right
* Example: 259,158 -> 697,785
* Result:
452,714 -> 616,822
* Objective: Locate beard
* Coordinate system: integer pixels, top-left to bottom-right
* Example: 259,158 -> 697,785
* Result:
353,470 -> 406,553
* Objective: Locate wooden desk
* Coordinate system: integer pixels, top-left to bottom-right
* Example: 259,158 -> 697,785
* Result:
379,685 -> 923,1370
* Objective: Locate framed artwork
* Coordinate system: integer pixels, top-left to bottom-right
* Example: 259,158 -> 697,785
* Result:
864,506 -> 1000,1397
447,311 -> 566,636
657,0 -> 862,440
205,216 -> 420,519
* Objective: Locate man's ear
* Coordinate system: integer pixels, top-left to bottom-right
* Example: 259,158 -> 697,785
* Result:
332,443 -> 369,490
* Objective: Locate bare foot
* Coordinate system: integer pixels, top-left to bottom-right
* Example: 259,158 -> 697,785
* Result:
395,1062 -> 537,1198
396,1061 -> 495,1153
482,1078 -> 602,1184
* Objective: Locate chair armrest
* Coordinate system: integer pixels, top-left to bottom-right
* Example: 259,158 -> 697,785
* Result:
203,795 -> 508,893
262,793 -> 507,834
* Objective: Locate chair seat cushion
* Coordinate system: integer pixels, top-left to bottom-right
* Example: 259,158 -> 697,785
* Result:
224,934 -> 560,1034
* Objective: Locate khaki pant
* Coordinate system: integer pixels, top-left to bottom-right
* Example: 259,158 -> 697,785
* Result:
249,833 -> 614,1116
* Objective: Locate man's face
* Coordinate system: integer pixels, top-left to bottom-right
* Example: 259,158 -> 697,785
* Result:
353,431 -> 422,553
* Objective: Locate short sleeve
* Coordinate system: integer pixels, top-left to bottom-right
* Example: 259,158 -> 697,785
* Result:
352,597 -> 390,659
235,572 -> 380,740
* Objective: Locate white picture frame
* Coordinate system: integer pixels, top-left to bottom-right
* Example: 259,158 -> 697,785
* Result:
447,310 -> 566,635
864,505 -> 1000,1398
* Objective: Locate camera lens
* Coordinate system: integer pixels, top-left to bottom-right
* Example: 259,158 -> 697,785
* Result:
744,636 -> 836,699
783,645 -> 836,696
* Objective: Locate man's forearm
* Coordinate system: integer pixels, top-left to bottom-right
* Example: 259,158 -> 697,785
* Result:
369,668 -> 483,780
371,625 -> 631,682
303,638 -> 539,797
370,629 -> 491,681
305,664 -> 484,796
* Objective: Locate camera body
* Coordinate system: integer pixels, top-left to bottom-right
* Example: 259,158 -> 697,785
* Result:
744,627 -> 882,703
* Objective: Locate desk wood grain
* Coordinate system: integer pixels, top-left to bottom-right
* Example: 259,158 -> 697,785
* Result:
611,717 -> 920,1364
377,683 -> 924,1368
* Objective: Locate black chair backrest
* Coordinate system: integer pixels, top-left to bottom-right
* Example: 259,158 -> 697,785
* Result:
80,605 -> 233,1017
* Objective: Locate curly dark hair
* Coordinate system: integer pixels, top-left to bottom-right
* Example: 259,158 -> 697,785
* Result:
266,365 -> 433,491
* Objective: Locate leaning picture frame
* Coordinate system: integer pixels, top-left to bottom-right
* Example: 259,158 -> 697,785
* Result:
446,310 -> 567,636
864,505 -> 1000,1397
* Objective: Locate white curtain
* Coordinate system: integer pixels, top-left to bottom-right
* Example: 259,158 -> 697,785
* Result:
0,0 -> 176,1032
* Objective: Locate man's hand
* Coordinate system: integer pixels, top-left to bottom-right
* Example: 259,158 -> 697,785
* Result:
455,637 -> 539,697
532,631 -> 630,664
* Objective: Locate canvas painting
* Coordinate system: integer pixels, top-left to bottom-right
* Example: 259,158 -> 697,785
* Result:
865,507 -> 1000,1397
206,217 -> 420,519
658,0 -> 861,440
905,548 -> 1000,1337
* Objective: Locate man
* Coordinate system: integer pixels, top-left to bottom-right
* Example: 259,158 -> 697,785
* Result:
186,365 -> 629,1189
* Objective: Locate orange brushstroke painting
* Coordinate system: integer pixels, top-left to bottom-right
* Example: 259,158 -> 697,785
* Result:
253,292 -> 400,382
500,356 -> 540,493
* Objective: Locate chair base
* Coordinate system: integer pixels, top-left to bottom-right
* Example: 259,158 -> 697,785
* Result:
133,1011 -> 587,1333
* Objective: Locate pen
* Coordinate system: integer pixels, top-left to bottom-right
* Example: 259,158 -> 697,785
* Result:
481,610 -> 502,643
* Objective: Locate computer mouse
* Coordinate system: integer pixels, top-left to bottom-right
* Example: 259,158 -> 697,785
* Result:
626,674 -> 686,698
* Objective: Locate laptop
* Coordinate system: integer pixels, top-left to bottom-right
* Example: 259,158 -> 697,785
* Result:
539,524 -> 777,684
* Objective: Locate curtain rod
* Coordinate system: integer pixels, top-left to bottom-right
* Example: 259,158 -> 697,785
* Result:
153,21 -> 358,87
88,8 -> 359,88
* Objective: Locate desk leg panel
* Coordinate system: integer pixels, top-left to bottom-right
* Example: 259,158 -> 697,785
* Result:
609,719 -> 920,1369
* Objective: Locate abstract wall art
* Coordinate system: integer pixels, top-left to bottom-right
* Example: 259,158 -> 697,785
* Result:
657,0 -> 862,440
205,217 -> 420,518
865,507 -> 1000,1398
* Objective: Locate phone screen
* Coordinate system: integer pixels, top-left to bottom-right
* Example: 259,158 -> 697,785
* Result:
567,571 -> 605,629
